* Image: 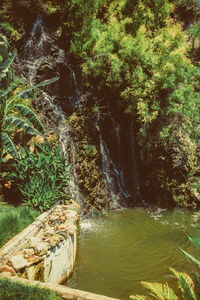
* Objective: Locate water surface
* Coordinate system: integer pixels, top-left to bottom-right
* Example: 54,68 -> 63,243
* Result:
66,207 -> 200,299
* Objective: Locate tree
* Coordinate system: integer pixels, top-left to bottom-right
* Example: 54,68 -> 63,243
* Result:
70,0 -> 200,205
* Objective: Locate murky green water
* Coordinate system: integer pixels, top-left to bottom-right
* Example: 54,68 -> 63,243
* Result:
66,207 -> 200,299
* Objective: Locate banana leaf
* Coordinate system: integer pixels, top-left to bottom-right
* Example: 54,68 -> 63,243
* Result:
14,104 -> 45,133
5,115 -> 44,137
0,50 -> 17,80
16,77 -> 59,97
0,132 -> 19,158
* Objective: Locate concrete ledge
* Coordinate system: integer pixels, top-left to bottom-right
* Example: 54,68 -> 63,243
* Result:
0,202 -> 80,284
0,274 -> 119,300
0,210 -> 51,267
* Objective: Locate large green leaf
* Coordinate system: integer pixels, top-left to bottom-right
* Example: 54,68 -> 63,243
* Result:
170,268 -> 198,300
16,77 -> 59,97
5,116 -> 44,137
0,35 -> 8,61
14,104 -> 45,133
0,132 -> 19,158
188,236 -> 200,251
179,248 -> 200,268
0,50 -> 17,80
141,281 -> 179,300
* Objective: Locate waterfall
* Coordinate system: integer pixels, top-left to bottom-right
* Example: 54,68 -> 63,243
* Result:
107,103 -> 130,198
97,110 -> 122,207
19,14 -> 141,210
22,15 -> 51,84
21,16 -> 82,204
129,121 -> 140,198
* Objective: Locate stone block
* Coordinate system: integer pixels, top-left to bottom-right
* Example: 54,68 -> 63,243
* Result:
10,254 -> 27,271
35,242 -> 49,256
24,248 -> 35,256
28,237 -> 43,248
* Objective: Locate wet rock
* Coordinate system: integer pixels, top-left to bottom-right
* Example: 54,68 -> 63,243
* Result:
28,237 -> 43,248
59,216 -> 66,222
35,242 -> 49,256
56,234 -> 65,241
58,224 -> 68,230
66,210 -> 78,220
49,215 -> 60,222
54,211 -> 63,217
45,230 -> 55,236
44,224 -> 52,231
56,230 -> 69,239
64,219 -> 76,227
0,265 -> 15,275
26,255 -> 43,266
26,265 -> 36,280
24,248 -> 35,256
10,254 -> 27,271
68,225 -> 77,236
48,235 -> 60,246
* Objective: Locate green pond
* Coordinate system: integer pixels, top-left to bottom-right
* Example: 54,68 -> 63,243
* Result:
66,207 -> 200,299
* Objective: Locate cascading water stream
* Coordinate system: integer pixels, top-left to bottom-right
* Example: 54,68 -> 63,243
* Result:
94,97 -> 126,207
68,65 -> 80,107
129,121 -> 140,198
106,103 -> 130,198
97,112 -> 121,207
21,15 -> 82,203
40,92 -> 82,202
23,15 -> 50,84
20,14 -> 141,209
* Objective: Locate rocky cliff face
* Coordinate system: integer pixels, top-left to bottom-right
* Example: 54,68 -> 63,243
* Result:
2,1 -> 198,212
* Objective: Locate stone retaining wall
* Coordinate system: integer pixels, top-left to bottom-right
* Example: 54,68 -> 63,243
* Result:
0,200 -> 80,284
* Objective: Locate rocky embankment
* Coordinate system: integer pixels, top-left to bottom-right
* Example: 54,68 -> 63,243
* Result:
0,201 -> 79,282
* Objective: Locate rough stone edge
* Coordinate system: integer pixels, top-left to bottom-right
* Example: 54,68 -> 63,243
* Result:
0,209 -> 52,268
0,274 -> 119,300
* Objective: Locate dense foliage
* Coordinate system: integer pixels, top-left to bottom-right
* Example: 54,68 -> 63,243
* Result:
12,142 -> 71,212
1,0 -> 200,207
0,35 -> 70,211
65,0 -> 200,206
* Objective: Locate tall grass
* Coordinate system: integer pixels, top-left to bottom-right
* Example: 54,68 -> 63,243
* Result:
0,277 -> 62,300
0,205 -> 40,248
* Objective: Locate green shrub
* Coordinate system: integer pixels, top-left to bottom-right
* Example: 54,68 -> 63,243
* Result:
12,142 -> 71,212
